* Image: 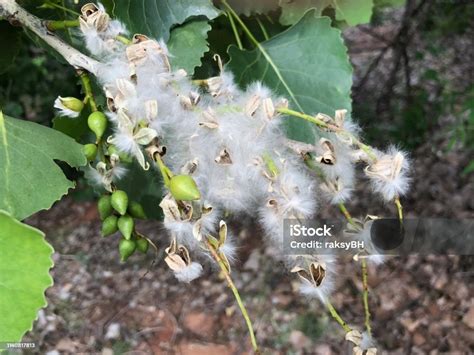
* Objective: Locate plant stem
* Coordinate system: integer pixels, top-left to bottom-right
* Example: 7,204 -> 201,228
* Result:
115,35 -> 132,45
394,196 -> 403,222
0,0 -> 98,73
221,0 -> 260,48
338,203 -> 357,228
361,258 -> 372,336
326,301 -> 351,333
78,71 -> 98,112
227,11 -> 243,50
277,107 -> 378,161
205,240 -> 259,353
255,17 -> 269,41
46,19 -> 79,31
44,0 -> 80,16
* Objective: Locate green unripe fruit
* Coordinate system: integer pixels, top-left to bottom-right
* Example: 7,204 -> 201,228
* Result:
169,175 -> 201,201
83,144 -> 98,161
58,96 -> 84,113
111,190 -> 128,215
87,111 -> 107,139
119,238 -> 136,262
97,194 -> 113,220
117,214 -> 134,240
101,215 -> 118,237
128,201 -> 147,219
136,237 -> 149,254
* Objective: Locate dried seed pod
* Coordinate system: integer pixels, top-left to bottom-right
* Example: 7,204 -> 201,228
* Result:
365,152 -> 404,182
206,76 -> 223,97
199,108 -> 219,129
291,262 -> 326,287
316,138 -> 336,165
164,239 -> 191,271
263,98 -> 275,119
345,330 -> 362,345
180,159 -> 199,175
159,194 -> 181,222
244,95 -> 261,117
126,34 -> 170,71
179,95 -> 193,110
145,99 -> 158,121
80,3 -> 110,32
215,148 -> 232,165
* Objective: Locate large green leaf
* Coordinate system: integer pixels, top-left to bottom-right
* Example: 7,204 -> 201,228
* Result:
167,20 -> 211,75
280,0 -> 374,26
0,211 -> 54,342
111,0 -> 220,41
227,11 -> 352,143
0,112 -> 87,220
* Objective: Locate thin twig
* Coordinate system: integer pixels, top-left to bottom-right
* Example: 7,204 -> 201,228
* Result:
256,17 -> 269,41
277,107 -> 378,161
46,19 -> 79,31
361,258 -> 372,336
394,196 -> 403,222
338,203 -> 357,228
78,70 -> 98,112
326,301 -> 352,333
0,0 -> 98,73
227,11 -> 243,50
205,240 -> 259,353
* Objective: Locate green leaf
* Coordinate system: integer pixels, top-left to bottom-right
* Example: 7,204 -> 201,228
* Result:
0,21 -> 22,74
52,114 -> 89,142
227,12 -> 352,143
0,210 -> 54,342
335,0 -> 374,26
374,0 -> 405,8
280,0 -> 374,26
167,20 -> 211,75
0,112 -> 87,220
111,0 -> 220,41
462,160 -> 474,176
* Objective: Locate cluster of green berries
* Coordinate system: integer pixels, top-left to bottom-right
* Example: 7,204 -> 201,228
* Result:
98,190 -> 149,262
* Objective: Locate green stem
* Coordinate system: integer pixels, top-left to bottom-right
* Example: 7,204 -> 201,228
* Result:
222,1 -> 259,48
256,17 -> 269,41
115,35 -> 132,45
277,107 -> 378,161
361,258 -> 372,336
44,1 -> 80,16
206,240 -> 259,353
227,11 -> 243,50
394,196 -> 403,222
78,71 -> 98,112
338,203 -> 357,228
151,153 -> 173,187
46,19 -> 79,31
326,301 -> 351,333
